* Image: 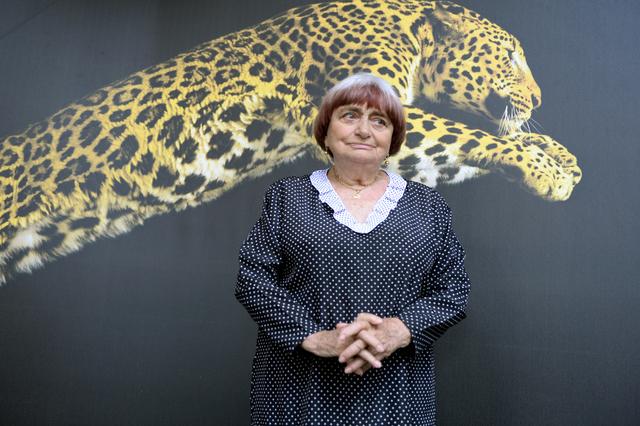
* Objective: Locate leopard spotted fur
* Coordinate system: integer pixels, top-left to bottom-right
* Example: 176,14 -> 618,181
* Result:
0,0 -> 582,284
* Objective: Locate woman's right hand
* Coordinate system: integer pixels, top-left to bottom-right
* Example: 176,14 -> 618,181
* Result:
300,316 -> 385,361
300,328 -> 352,358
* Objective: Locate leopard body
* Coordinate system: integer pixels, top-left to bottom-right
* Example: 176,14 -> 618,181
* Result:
0,0 -> 581,283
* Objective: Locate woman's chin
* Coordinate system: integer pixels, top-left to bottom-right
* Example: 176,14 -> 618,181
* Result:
336,152 -> 381,165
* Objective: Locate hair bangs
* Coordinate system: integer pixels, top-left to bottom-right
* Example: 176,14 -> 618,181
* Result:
330,84 -> 395,118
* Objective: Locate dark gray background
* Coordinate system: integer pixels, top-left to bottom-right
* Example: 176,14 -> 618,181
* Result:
0,0 -> 638,425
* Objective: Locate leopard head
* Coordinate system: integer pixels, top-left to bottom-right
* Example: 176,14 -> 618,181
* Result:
420,1 -> 542,135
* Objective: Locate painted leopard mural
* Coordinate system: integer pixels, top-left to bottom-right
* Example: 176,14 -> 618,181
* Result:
0,0 -> 582,284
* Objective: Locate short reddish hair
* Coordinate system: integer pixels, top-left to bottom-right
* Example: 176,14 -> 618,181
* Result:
313,74 -> 407,157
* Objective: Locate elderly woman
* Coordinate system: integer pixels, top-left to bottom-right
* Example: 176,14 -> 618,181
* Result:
235,73 -> 471,425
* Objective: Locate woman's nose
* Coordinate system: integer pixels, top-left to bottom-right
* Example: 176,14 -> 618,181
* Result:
355,118 -> 371,137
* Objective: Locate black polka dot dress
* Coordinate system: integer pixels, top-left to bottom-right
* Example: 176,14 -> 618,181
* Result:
235,168 -> 471,425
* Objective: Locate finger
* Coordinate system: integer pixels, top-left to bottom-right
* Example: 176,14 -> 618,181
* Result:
344,356 -> 366,374
356,313 -> 384,325
335,322 -> 349,329
358,349 -> 382,368
347,356 -> 366,370
338,339 -> 366,363
338,322 -> 366,341
357,360 -> 374,376
357,330 -> 385,353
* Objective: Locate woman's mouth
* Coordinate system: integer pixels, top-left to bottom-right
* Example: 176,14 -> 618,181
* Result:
348,143 -> 374,149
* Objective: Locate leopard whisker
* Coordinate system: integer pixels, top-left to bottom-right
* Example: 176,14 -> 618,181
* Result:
508,106 -> 520,135
528,117 -> 544,132
514,109 -> 523,134
524,119 -> 533,137
525,120 -> 535,135
498,105 -> 509,136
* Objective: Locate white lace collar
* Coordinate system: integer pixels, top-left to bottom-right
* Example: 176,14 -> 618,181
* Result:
309,168 -> 407,234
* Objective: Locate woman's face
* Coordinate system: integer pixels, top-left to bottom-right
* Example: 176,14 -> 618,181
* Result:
324,103 -> 393,166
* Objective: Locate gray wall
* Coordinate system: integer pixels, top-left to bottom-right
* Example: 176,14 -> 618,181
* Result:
0,0 -> 638,424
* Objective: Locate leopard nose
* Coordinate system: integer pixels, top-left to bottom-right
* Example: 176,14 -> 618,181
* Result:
531,94 -> 541,108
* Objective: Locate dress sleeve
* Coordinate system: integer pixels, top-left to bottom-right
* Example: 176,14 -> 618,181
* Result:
397,192 -> 471,355
234,181 -> 322,353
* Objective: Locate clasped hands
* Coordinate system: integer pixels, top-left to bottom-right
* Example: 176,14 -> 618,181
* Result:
301,313 -> 412,376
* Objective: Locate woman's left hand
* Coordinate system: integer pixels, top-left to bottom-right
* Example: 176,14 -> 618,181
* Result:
337,314 -> 411,376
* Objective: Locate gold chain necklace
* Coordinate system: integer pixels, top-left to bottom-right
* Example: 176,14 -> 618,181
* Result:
331,168 -> 381,199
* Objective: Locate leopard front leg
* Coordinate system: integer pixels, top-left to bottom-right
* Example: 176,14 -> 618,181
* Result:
391,106 -> 582,201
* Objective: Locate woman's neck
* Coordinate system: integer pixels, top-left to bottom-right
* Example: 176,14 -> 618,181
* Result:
330,159 -> 383,186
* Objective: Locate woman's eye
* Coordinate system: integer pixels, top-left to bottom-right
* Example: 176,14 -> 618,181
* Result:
372,118 -> 388,127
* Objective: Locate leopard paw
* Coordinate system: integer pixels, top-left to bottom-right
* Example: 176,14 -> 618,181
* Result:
501,132 -> 582,201
520,133 -> 582,185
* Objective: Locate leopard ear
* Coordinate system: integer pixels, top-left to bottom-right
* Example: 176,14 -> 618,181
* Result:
430,2 -> 465,41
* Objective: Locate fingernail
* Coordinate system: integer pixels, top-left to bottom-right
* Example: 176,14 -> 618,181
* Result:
345,367 -> 351,373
